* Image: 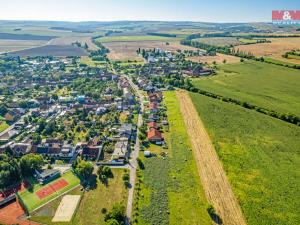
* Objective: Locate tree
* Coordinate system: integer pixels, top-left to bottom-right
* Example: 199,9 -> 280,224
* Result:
105,203 -> 125,224
0,154 -> 21,189
75,159 -> 94,180
20,154 -> 44,177
32,133 -> 41,145
106,219 -> 119,225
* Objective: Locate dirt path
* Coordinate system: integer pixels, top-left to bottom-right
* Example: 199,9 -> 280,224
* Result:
176,90 -> 247,225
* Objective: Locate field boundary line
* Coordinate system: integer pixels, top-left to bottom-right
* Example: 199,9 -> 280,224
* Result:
176,90 -> 247,225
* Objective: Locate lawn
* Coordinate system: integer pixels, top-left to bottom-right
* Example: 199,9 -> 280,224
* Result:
19,171 -> 80,212
190,92 -> 300,225
0,121 -> 9,132
30,169 -> 127,225
192,61 -> 300,117
133,91 -> 211,225
96,35 -> 179,43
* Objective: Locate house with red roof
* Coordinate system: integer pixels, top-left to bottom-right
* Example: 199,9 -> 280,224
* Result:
147,128 -> 163,144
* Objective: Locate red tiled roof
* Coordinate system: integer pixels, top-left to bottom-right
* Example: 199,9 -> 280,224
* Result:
147,128 -> 163,140
148,122 -> 158,128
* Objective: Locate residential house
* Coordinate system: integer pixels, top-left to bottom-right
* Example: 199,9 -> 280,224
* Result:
147,128 -> 163,144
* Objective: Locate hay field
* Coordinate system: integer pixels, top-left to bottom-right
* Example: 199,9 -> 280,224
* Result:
0,39 -> 48,53
234,38 -> 300,64
103,41 -> 196,61
49,36 -> 98,50
188,53 -> 240,64
194,37 -> 241,46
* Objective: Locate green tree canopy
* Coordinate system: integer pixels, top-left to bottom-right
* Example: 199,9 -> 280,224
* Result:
0,154 -> 21,189
20,154 -> 44,177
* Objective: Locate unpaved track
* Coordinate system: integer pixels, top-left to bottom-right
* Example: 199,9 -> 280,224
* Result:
176,90 -> 247,225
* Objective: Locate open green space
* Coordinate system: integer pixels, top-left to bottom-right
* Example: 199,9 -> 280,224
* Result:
0,121 -> 9,132
264,57 -> 299,67
190,92 -> 300,225
134,91 -> 211,225
192,61 -> 300,117
19,171 -> 80,212
30,169 -> 127,225
95,35 -> 180,43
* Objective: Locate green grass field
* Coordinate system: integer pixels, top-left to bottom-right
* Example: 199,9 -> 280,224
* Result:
95,35 -> 180,43
190,92 -> 300,225
19,171 -> 80,212
192,61 -> 300,117
0,121 -> 9,132
264,57 -> 299,67
30,169 -> 127,225
134,91 -> 211,225
287,54 -> 300,60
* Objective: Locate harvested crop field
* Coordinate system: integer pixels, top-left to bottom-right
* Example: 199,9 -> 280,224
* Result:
188,53 -> 240,64
194,37 -> 241,46
103,41 -> 196,61
49,36 -> 98,50
176,90 -> 246,225
7,45 -> 88,57
0,32 -> 54,41
234,38 -> 300,64
0,39 -> 48,53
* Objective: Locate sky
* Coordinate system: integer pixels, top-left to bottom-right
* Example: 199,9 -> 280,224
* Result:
0,0 -> 299,23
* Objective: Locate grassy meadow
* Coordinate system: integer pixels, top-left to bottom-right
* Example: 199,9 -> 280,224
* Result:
190,92 -> 300,225
133,91 -> 211,225
192,61 -> 300,117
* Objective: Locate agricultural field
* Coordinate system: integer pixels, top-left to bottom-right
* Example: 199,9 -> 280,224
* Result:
19,171 -> 80,212
234,37 -> 300,64
194,37 -> 242,46
188,53 -> 240,64
49,36 -> 98,50
103,41 -> 196,61
0,39 -> 49,53
7,45 -> 88,57
95,35 -> 180,43
133,91 -> 211,225
190,93 -> 300,225
192,61 -> 300,117
30,169 -> 128,225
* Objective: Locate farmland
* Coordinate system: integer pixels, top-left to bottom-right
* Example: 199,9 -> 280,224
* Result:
190,92 -> 300,225
188,53 -> 240,64
49,36 -> 98,50
30,169 -> 128,225
194,37 -> 242,46
95,35 -> 180,43
234,37 -> 300,64
7,45 -> 88,57
133,91 -> 211,225
103,41 -> 196,61
0,39 -> 49,53
192,61 -> 300,117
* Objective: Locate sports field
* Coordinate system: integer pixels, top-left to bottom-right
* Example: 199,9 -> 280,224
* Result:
192,61 -> 300,117
52,195 -> 81,222
19,171 -> 80,212
190,93 -> 300,225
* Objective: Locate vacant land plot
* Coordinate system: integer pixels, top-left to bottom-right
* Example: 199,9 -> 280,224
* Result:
190,93 -> 300,225
135,91 -> 211,225
19,171 -> 80,212
52,195 -> 81,222
177,90 -> 246,225
0,39 -> 49,53
7,45 -> 88,57
194,37 -> 241,46
103,41 -> 196,61
49,36 -> 98,50
188,53 -> 240,64
0,121 -> 9,133
234,37 -> 300,64
30,169 -> 127,225
192,61 -> 300,117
